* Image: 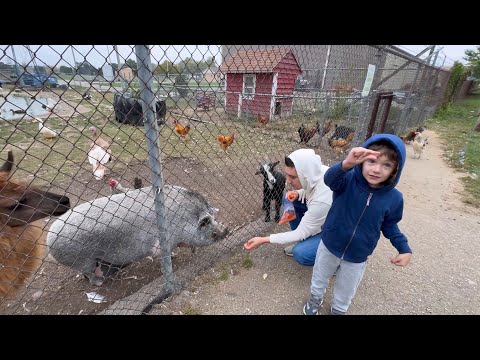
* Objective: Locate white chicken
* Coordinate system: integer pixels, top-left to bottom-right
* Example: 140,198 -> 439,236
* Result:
88,126 -> 112,180
33,117 -> 58,140
412,132 -> 429,159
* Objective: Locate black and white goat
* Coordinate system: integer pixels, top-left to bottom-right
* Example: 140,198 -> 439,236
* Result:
256,161 -> 286,222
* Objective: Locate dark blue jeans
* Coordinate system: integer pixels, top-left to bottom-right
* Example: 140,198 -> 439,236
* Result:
289,200 -> 322,266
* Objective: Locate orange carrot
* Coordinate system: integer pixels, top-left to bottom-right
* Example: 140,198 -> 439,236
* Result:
287,191 -> 296,201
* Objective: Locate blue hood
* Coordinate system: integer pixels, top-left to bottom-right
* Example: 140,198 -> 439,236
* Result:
353,133 -> 406,190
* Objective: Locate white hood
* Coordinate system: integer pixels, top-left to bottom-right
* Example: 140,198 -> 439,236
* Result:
288,148 -> 325,203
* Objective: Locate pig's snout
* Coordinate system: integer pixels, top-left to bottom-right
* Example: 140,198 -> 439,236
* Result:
212,225 -> 229,241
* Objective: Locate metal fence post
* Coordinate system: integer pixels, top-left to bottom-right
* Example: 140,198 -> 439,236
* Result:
134,45 -> 173,296
354,46 -> 386,144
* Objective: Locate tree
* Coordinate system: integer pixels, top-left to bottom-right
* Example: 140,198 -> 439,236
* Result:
443,61 -> 465,107
174,74 -> 189,97
154,60 -> 178,75
464,46 -> 480,79
77,61 -> 98,76
59,65 -> 73,75
126,59 -> 137,71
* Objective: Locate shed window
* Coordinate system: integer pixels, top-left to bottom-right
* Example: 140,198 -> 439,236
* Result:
242,74 -> 256,100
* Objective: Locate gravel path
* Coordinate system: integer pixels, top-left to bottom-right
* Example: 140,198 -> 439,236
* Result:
150,130 -> 480,315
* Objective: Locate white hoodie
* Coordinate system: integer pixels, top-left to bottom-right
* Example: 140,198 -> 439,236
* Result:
269,149 -> 333,245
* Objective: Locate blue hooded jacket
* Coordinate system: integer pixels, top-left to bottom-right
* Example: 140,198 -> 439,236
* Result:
321,134 -> 411,263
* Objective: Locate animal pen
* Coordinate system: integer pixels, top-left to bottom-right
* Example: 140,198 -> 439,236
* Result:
0,45 -> 456,314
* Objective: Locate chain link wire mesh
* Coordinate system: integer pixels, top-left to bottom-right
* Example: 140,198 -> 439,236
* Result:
0,45 -> 459,314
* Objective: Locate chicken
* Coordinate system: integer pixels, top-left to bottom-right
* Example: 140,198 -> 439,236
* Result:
33,117 -> 58,140
217,133 -> 235,152
88,126 -> 112,180
257,114 -> 269,126
330,132 -> 355,153
401,127 -> 424,143
412,132 -> 429,159
108,177 -> 143,194
173,118 -> 191,140
316,119 -> 333,138
298,124 -> 317,144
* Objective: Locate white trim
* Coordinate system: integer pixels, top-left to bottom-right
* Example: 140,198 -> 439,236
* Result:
224,73 -> 227,109
242,74 -> 256,100
270,72 -> 278,120
237,87 -> 242,118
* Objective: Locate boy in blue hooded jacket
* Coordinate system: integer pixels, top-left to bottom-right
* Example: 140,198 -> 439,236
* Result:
303,134 -> 412,315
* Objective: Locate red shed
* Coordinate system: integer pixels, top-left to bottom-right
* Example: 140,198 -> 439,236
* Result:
220,48 -> 301,120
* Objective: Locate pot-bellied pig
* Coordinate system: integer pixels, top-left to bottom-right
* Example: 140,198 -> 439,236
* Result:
46,185 -> 228,286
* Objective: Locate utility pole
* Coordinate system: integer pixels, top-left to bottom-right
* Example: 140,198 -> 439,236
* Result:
11,45 -> 24,87
113,45 -> 127,92
71,46 -> 78,86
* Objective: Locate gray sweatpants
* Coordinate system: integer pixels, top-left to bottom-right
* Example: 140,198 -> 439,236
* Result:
310,240 -> 367,314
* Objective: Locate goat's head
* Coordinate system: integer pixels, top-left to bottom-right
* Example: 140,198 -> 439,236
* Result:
0,150 -> 71,227
255,161 -> 280,189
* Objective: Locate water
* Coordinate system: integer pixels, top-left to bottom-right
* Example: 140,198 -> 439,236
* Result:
0,94 -> 52,120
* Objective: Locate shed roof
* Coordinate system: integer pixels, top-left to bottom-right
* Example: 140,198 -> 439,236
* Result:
220,48 -> 295,73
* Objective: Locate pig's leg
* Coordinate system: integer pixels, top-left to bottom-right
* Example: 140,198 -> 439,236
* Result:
82,261 -> 105,286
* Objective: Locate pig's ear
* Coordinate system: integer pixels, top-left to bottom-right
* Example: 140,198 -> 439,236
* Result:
198,214 -> 212,228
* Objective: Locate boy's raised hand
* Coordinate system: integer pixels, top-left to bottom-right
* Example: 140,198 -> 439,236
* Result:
342,147 -> 381,170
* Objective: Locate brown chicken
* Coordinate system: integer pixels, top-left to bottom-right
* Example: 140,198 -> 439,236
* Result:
173,118 -> 191,140
257,114 -> 269,126
298,124 -> 317,144
317,119 -> 333,138
330,132 -> 355,153
217,133 -> 235,152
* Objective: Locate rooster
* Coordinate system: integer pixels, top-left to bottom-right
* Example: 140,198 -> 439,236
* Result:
401,127 -> 424,143
412,132 -> 428,159
217,133 -> 235,152
316,119 -> 333,138
173,117 -> 191,140
257,114 -> 269,126
298,124 -> 317,144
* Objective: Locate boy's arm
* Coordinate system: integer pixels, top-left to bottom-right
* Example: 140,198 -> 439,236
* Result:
324,162 -> 349,192
381,198 -> 412,254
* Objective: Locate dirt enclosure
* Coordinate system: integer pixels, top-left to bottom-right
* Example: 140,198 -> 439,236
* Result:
0,105 -> 349,315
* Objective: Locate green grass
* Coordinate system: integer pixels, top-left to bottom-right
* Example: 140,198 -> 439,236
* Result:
427,93 -> 480,208
181,305 -> 202,315
1,88 -> 298,187
241,254 -> 253,269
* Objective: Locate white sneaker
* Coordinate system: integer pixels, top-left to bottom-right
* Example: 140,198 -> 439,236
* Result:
283,243 -> 298,257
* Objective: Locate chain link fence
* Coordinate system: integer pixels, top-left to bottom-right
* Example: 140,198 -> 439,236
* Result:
0,45 -> 456,314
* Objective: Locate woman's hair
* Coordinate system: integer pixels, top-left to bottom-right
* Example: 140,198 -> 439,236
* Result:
367,140 -> 399,185
284,156 -> 295,168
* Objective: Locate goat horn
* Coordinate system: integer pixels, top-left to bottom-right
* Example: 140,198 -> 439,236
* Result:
0,150 -> 14,173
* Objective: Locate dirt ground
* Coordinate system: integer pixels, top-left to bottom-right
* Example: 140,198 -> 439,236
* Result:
1,125 -> 479,315
148,129 -> 480,315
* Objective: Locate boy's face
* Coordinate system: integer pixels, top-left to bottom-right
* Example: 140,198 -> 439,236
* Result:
362,154 -> 396,188
284,166 -> 302,190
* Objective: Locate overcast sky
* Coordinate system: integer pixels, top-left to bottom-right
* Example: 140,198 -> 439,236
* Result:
1,45 -> 477,69
398,45 -> 477,66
